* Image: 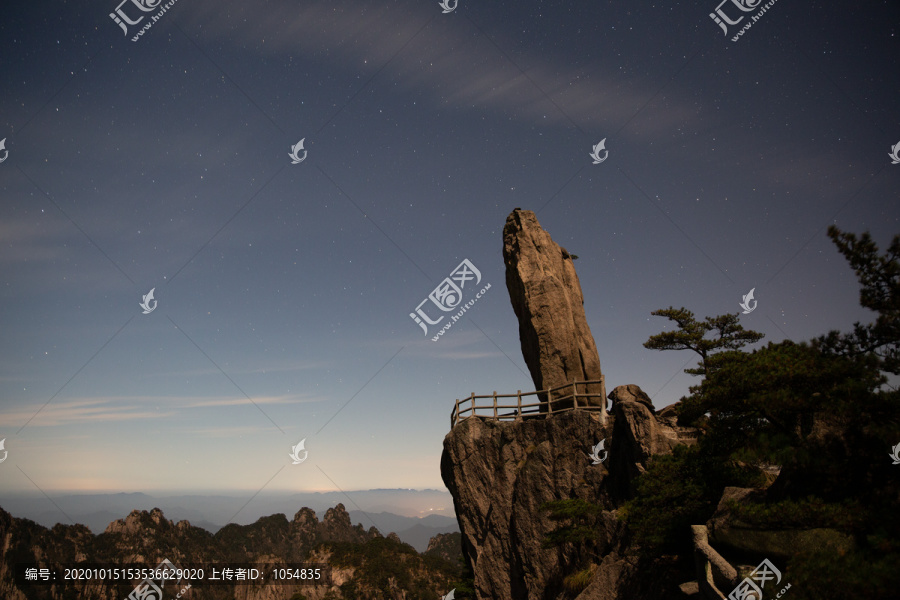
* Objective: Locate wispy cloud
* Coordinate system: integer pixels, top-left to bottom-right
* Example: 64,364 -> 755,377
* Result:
0,218 -> 83,265
177,0 -> 694,134
0,398 -> 176,427
0,394 -> 319,427
183,394 -> 323,408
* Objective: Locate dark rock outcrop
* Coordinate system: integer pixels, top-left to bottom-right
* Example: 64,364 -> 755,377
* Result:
607,384 -> 697,501
571,553 -> 637,600
503,209 -> 606,412
424,531 -> 463,564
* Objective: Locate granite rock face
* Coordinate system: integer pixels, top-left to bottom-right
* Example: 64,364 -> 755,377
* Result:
441,411 -> 619,600
503,209 -> 606,412
441,403 -> 697,599
607,384 -> 696,501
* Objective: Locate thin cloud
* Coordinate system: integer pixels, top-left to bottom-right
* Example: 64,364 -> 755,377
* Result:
439,350 -> 505,360
178,0 -> 695,134
0,218 -> 82,264
0,398 -> 177,427
0,394 -> 318,427
182,394 -> 323,408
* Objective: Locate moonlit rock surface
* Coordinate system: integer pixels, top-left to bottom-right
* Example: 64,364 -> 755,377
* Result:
502,208 -> 606,412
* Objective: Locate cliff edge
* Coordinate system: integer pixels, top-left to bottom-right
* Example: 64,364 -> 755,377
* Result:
441,209 -> 697,599
441,392 -> 696,599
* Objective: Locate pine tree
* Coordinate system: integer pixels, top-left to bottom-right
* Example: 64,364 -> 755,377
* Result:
643,307 -> 764,379
814,225 -> 900,375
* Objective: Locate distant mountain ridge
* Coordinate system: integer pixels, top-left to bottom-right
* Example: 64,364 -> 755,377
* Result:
0,502 -> 463,600
346,511 -> 458,552
0,489 -> 457,551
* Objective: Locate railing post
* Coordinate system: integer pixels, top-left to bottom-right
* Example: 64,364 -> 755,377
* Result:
493,391 -> 498,419
573,380 -> 578,410
517,390 -> 522,419
547,385 -> 552,416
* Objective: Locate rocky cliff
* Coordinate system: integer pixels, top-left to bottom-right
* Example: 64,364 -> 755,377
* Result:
441,388 -> 697,600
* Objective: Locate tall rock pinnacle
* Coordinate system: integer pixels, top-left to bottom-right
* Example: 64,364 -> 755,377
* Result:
503,208 -> 606,412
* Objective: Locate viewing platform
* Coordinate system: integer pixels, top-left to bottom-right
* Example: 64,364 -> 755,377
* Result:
450,379 -> 607,428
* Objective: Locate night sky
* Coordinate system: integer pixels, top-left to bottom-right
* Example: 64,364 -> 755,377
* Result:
1,0 -> 898,499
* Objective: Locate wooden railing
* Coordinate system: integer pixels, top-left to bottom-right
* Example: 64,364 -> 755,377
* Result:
691,525 -> 738,599
450,379 -> 606,428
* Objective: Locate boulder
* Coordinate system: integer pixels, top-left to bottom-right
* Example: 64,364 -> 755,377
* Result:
608,384 -> 654,411
573,553 -> 638,600
502,209 -> 606,413
608,384 -> 684,500
656,403 -> 679,427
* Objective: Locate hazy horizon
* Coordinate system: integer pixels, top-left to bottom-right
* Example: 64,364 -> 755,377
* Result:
1,487 -> 450,496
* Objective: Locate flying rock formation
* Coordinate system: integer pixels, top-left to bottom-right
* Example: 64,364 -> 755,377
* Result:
503,208 -> 606,412
442,210 -> 703,599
